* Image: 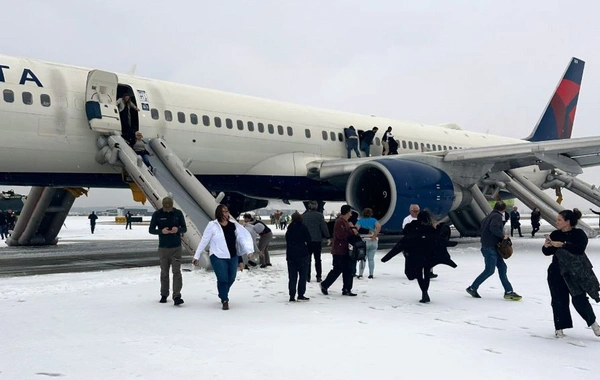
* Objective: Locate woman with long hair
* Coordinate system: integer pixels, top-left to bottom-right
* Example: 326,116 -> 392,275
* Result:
542,208 -> 600,338
193,205 -> 253,310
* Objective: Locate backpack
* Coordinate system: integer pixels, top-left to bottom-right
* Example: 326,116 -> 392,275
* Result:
348,235 -> 367,261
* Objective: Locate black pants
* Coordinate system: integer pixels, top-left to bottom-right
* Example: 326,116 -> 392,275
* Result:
126,221 -> 132,229
531,223 -> 540,237
510,224 -> 522,237
417,265 -> 432,293
90,223 -> 96,234
321,254 -> 354,292
287,257 -> 309,298
307,242 -> 323,280
548,263 -> 596,330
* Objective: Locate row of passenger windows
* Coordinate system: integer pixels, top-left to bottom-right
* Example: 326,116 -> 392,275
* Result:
3,89 -> 51,107
2,88 -> 463,151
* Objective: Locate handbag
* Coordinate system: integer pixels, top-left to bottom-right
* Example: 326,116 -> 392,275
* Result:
496,238 -> 513,259
348,235 -> 367,261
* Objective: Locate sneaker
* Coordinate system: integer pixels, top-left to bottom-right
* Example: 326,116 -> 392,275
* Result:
466,287 -> 481,298
159,296 -> 167,303
316,277 -> 322,283
591,321 -> 600,337
289,297 -> 296,302
342,289 -> 357,296
504,291 -> 522,301
555,329 -> 565,338
222,300 -> 229,310
173,297 -> 184,306
297,296 -> 310,301
320,284 -> 328,295
429,272 -> 438,279
368,275 -> 373,279
247,260 -> 258,267
356,275 -> 363,279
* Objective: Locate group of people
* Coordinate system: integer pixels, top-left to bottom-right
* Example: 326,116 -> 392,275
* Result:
0,209 -> 16,239
148,197 -> 600,338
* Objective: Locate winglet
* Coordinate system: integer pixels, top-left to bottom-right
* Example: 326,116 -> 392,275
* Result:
525,57 -> 584,142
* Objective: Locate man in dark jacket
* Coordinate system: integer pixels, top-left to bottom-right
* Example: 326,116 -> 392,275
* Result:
510,206 -> 523,237
88,211 -> 98,234
285,212 -> 312,302
320,205 -> 359,296
302,201 -> 331,282
149,197 -> 187,306
359,127 -> 378,157
466,201 -> 522,300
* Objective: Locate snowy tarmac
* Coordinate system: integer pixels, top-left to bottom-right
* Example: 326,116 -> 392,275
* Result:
1,216 -> 600,379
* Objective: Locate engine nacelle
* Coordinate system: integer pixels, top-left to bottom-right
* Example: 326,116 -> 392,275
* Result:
345,159 -> 459,232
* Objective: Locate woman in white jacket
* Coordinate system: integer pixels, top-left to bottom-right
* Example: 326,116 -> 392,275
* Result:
193,205 -> 254,310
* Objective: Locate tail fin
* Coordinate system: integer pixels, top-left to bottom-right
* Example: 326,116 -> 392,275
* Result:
525,57 -> 584,142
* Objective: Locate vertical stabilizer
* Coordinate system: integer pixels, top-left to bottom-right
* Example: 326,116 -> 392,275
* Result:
525,57 -> 584,141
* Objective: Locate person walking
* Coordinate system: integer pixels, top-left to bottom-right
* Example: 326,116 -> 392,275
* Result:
510,206 -> 523,237
302,201 -> 331,282
243,213 -> 273,268
382,126 -> 393,155
193,205 -> 253,310
125,211 -> 133,230
542,208 -> 600,338
382,211 -> 457,303
466,201 -> 522,300
320,205 -> 359,296
148,197 -> 187,306
285,212 -> 312,302
356,208 -> 381,279
531,207 -> 541,237
88,211 -> 98,234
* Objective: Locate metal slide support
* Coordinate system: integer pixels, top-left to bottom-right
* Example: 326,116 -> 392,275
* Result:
549,170 -> 600,208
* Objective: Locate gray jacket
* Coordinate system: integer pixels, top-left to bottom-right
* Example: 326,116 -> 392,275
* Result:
480,210 -> 505,248
302,210 -> 330,242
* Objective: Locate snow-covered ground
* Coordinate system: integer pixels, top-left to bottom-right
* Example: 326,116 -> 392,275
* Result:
1,216 -> 600,379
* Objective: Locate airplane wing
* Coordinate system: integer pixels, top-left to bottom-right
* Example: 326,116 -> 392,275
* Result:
311,136 -> 600,187
442,135 -> 600,175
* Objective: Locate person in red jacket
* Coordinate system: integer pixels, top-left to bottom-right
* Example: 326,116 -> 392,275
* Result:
320,205 -> 359,296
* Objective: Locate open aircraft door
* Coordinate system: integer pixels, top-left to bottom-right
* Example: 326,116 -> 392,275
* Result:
85,70 -> 121,134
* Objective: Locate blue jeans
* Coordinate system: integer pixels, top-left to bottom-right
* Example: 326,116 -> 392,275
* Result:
210,255 -> 238,302
360,142 -> 371,157
359,239 -> 378,276
346,139 -> 361,158
471,246 -> 513,292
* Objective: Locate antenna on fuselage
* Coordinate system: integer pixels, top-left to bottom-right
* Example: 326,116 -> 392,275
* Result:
127,64 -> 137,76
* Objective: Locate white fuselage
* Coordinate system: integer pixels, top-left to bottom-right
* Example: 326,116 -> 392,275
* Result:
0,55 -> 536,193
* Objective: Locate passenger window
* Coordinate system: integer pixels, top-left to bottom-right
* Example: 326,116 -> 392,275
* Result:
258,122 -> 264,133
226,118 -> 233,129
151,108 -> 159,120
330,131 -> 335,141
305,129 -> 311,138
287,126 -> 293,136
165,110 -> 173,122
214,117 -> 222,128
401,140 -> 407,149
443,145 -> 447,150
268,124 -> 274,134
414,141 -> 418,150
338,133 -> 344,142
247,121 -> 254,132
237,120 -> 244,130
438,145 -> 442,151
177,112 -> 185,123
190,113 -> 198,125
408,141 -> 413,149
40,94 -> 51,107
202,115 -> 210,126
22,91 -> 33,105
322,131 -> 328,140
426,143 -> 431,150
277,125 -> 284,135
3,89 -> 14,103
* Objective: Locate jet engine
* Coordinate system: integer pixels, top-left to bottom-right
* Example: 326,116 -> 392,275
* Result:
345,159 -> 467,232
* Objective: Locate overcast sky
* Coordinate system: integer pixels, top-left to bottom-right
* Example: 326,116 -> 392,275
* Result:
3,1 -> 600,211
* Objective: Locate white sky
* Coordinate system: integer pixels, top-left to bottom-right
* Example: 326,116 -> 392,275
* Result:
1,216 -> 600,379
2,1 -> 600,210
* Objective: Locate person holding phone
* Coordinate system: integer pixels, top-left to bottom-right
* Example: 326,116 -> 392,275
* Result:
542,208 -> 600,338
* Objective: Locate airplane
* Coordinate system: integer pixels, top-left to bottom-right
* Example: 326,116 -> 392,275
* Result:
2,54 -> 600,248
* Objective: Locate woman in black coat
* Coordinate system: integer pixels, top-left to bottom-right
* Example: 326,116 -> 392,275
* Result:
382,211 -> 457,303
542,208 -> 600,338
285,212 -> 312,302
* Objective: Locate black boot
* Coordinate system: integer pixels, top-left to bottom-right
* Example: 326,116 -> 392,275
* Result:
420,292 -> 430,303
